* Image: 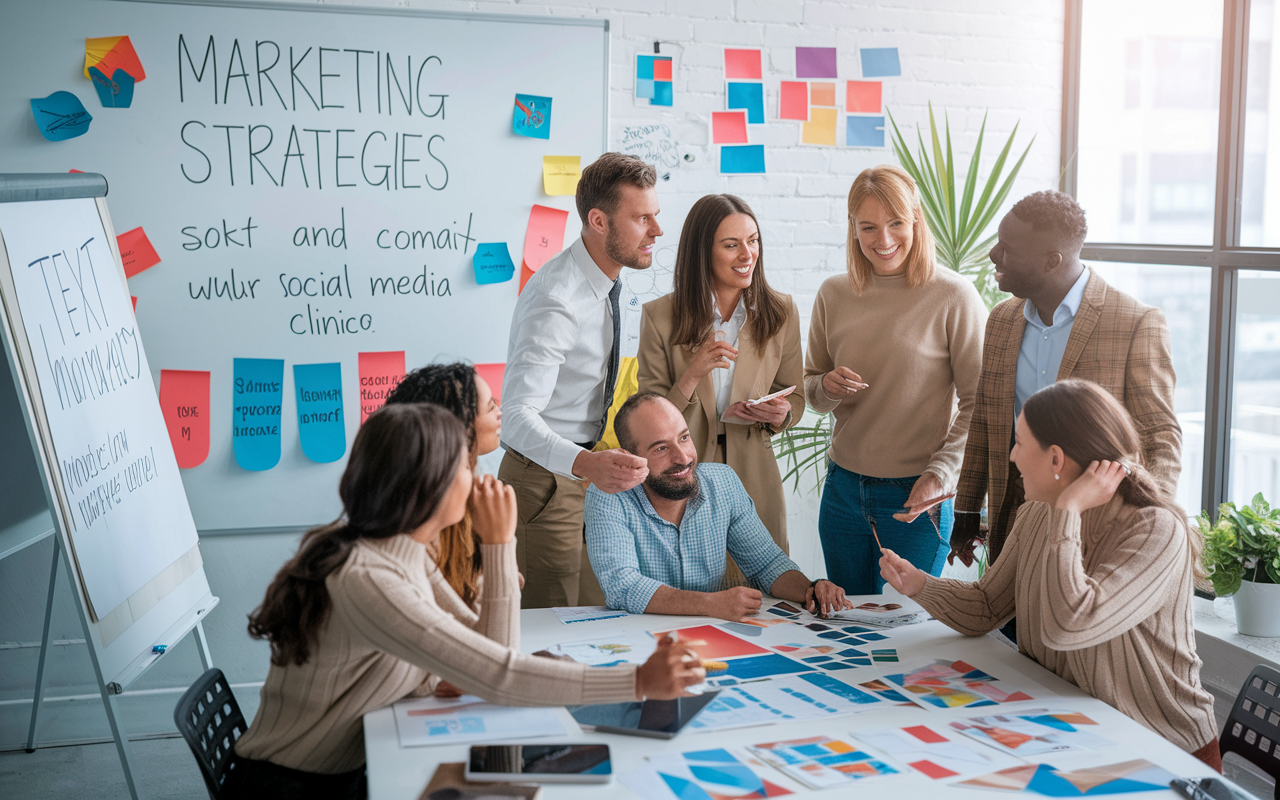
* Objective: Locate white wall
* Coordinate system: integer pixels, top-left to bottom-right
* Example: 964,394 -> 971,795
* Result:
0,0 -> 1062,747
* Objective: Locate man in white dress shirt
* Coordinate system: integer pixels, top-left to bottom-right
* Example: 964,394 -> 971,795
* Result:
499,153 -> 663,608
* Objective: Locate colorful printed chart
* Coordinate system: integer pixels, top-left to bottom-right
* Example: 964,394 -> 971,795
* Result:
749,736 -> 898,789
689,672 -> 884,732
625,748 -> 795,800
955,759 -> 1178,797
884,658 -> 1036,709
950,711 -> 1113,756
853,725 -> 1010,780
391,695 -> 566,748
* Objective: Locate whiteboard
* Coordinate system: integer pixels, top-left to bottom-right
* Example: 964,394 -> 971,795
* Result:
0,0 -> 608,531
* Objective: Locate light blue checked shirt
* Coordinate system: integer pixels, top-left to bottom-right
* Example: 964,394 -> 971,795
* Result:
584,463 -> 800,614
1015,267 -> 1090,420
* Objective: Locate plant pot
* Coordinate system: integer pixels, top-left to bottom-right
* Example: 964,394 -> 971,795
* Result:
1232,579 -> 1280,637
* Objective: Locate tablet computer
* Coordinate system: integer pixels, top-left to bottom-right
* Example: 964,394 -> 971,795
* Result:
567,692 -> 719,739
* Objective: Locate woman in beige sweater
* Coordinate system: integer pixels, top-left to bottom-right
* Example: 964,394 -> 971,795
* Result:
880,379 -> 1220,769
230,404 -> 703,798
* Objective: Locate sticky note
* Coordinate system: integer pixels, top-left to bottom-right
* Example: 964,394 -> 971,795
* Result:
720,144 -> 766,174
651,80 -> 673,106
159,370 -> 210,469
711,111 -> 749,145
724,48 -> 762,80
232,358 -> 284,471
131,296 -> 137,311
726,82 -> 765,124
846,80 -> 882,113
474,243 -> 515,285
475,363 -> 506,402
89,66 -> 135,108
295,362 -> 346,464
117,227 -> 160,278
358,351 -> 405,423
779,81 -> 809,120
543,155 -> 581,196
30,92 -> 92,142
521,204 -> 569,292
847,115 -> 886,148
861,47 -> 901,78
801,107 -> 838,146
513,94 -> 552,139
85,35 -> 146,82
810,82 -> 836,107
796,46 -> 838,79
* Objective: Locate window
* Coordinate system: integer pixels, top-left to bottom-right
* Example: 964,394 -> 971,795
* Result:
1230,270 -> 1280,504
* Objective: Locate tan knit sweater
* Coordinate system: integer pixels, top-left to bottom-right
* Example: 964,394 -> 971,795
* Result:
234,536 -> 638,774
803,269 -> 985,485
913,497 -> 1217,753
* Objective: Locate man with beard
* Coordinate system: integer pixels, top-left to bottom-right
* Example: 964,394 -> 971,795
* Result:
500,153 -> 660,608
583,392 -> 851,620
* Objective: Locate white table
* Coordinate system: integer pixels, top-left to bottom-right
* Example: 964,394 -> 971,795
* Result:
364,602 -> 1224,799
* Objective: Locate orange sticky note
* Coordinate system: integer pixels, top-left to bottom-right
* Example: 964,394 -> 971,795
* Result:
711,111 -> 749,144
801,106 -> 838,146
117,227 -> 160,278
779,81 -> 808,121
358,351 -> 405,423
724,48 -> 762,80
159,370 -> 210,468
810,82 -> 836,107
846,80 -> 882,113
475,363 -> 506,402
521,204 -> 569,294
85,36 -> 146,82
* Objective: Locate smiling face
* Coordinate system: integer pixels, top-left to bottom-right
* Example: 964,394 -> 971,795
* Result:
1011,412 -> 1073,504
709,213 -> 760,294
603,184 -> 663,270
472,373 -> 501,456
989,211 -> 1054,298
853,196 -> 914,276
627,398 -> 699,501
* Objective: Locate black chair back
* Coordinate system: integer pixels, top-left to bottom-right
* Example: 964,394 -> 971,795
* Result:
1220,663 -> 1280,800
174,668 -> 246,800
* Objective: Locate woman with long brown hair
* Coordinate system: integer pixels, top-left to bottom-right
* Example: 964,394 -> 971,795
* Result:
879,379 -> 1220,770
230,404 -> 703,799
637,194 -> 804,582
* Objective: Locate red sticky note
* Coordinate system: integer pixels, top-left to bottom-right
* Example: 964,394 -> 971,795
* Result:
85,36 -> 146,82
475,363 -> 506,402
810,81 -> 836,107
68,169 -> 84,173
711,111 -> 749,144
131,296 -> 137,311
847,80 -> 882,113
779,81 -> 809,120
909,760 -> 959,780
903,725 -> 948,744
159,370 -> 210,469
358,351 -> 406,423
653,58 -> 672,81
520,204 -> 569,294
724,48 -> 762,80
117,227 -> 160,278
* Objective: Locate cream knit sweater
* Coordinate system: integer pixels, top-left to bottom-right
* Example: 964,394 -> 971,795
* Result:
234,535 -> 638,774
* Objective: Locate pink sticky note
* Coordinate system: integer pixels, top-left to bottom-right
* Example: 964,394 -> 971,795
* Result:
159,370 -> 210,468
117,227 -> 160,278
846,80 -> 882,113
810,82 -> 836,107
779,81 -> 809,120
724,48 -> 762,80
711,110 -> 749,144
358,351 -> 406,423
475,363 -> 506,402
521,204 -> 569,294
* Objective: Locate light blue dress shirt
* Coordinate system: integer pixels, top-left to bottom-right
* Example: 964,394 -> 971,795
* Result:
583,463 -> 799,614
1014,268 -> 1090,421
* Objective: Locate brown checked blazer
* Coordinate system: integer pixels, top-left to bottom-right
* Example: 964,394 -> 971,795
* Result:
636,293 -> 805,550
956,271 -> 1181,562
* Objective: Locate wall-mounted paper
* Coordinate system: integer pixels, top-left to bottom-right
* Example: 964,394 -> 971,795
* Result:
232,358 -> 284,471
724,48 -> 762,80
796,46 -> 838,79
89,66 -> 135,108
474,243 -> 515,285
846,80 -> 883,113
720,144 -> 766,174
513,93 -> 552,139
475,363 -> 506,402
726,82 -> 765,124
802,107 -> 838,146
521,204 -> 569,292
358,351 -> 405,423
861,47 -> 901,78
159,369 -> 210,468
543,155 -> 581,196
30,92 -> 92,142
117,226 -> 160,277
84,35 -> 146,82
779,81 -> 809,121
847,115 -> 886,148
711,111 -> 749,144
810,82 -> 836,107
636,54 -> 674,107
294,362 -> 345,464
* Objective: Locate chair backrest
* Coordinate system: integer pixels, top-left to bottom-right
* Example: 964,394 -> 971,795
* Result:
173,668 -> 246,800
1219,663 -> 1280,800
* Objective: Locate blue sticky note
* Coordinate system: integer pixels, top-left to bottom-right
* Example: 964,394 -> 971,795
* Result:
861,47 -> 902,78
294,363 -> 345,464
651,81 -> 673,106
720,144 -> 765,174
726,82 -> 764,124
232,358 -> 284,471
846,115 -> 886,148
474,242 -> 515,285
513,94 -> 552,139
89,66 -> 135,108
29,91 -> 92,141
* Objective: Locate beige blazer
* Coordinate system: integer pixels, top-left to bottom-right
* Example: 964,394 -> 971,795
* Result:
636,293 -> 805,548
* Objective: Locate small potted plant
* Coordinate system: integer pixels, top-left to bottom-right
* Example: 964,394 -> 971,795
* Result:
1196,493 -> 1280,637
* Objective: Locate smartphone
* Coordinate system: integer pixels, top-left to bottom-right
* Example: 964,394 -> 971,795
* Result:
465,744 -> 611,784
1170,777 -> 1254,800
745,385 -> 797,406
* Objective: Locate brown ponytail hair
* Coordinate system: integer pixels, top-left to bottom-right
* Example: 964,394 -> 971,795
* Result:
1022,379 -> 1204,578
247,403 -> 468,666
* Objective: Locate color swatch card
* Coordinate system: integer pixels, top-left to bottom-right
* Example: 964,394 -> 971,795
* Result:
393,694 -> 567,748
159,369 -> 210,468
955,759 -> 1178,797
949,710 -> 1113,757
853,725 -> 1011,780
749,736 -> 899,789
231,358 -> 284,471
636,54 -> 674,106
512,93 -> 551,138
624,748 -> 797,800
294,362 -> 345,464
688,672 -> 885,732
473,243 -> 515,285
883,658 -> 1036,710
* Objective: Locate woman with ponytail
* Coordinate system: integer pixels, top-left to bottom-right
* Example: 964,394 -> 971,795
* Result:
231,404 -> 704,799
879,379 -> 1220,771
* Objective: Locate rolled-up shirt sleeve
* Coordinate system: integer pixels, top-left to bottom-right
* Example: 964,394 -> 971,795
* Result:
584,488 -> 664,613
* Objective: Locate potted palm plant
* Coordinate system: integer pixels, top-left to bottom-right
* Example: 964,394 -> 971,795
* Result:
1196,493 -> 1280,637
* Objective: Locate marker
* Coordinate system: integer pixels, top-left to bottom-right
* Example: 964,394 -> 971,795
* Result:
151,645 -> 166,655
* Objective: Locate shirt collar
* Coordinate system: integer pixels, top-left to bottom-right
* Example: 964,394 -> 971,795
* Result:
1024,267 -> 1090,329
570,238 -> 619,300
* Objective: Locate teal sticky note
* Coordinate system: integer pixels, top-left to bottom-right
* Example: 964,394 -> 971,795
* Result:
720,144 -> 765,174
726,82 -> 764,124
474,243 -> 515,285
861,48 -> 901,78
513,94 -> 552,139
89,66 -> 135,108
651,81 -> 673,106
846,115 -> 886,148
294,362 -> 345,464
29,91 -> 92,141
232,358 -> 284,471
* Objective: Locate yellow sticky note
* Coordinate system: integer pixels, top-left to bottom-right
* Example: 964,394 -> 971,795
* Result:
543,156 -> 581,196
801,107 -> 838,146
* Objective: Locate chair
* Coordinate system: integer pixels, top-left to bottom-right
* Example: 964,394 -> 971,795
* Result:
1220,664 -> 1280,800
174,668 -> 246,800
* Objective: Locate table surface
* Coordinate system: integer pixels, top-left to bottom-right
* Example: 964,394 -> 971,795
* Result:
364,600 -> 1225,800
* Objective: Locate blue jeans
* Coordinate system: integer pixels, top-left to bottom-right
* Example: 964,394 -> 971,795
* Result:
818,463 -> 952,595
